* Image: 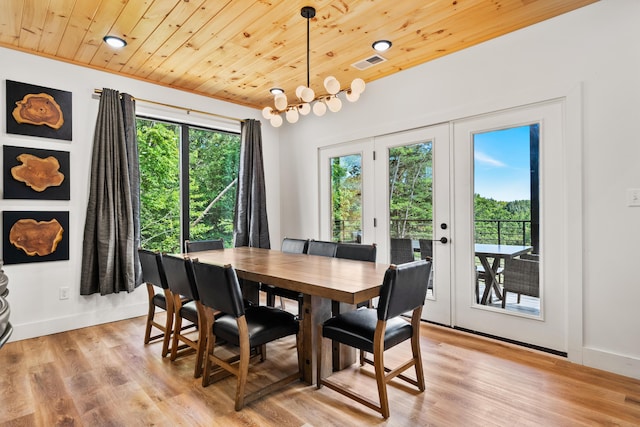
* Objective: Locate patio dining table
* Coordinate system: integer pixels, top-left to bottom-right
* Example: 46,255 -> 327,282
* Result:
475,244 -> 532,305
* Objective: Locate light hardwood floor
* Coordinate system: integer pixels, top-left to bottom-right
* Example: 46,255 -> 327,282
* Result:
1,314 -> 639,426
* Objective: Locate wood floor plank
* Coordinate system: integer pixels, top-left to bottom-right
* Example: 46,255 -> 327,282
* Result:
0,316 -> 638,426
29,362 -> 82,426
0,341 -> 34,424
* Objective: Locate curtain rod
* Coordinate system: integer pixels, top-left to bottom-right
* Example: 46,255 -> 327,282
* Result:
93,89 -> 245,123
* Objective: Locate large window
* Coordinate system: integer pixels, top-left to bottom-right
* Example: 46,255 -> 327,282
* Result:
137,117 -> 240,253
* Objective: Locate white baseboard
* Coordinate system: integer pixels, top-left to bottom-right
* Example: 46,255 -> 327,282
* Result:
7,302 -> 148,342
582,346 -> 640,380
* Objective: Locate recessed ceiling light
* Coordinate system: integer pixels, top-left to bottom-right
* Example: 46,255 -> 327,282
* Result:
103,35 -> 127,48
372,40 -> 392,52
269,87 -> 284,95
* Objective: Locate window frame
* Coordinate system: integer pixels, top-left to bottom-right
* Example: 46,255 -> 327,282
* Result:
137,113 -> 241,252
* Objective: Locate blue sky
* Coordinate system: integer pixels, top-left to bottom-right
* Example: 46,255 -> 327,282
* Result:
474,125 -> 532,202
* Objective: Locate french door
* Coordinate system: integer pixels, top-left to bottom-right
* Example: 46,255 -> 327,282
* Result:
452,100 -> 567,353
319,100 -> 568,353
373,125 -> 452,325
319,125 -> 451,325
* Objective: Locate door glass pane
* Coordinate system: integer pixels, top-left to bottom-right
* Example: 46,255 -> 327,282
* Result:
137,118 -> 181,252
473,124 -> 540,316
388,142 -> 433,292
188,128 -> 240,247
330,154 -> 362,242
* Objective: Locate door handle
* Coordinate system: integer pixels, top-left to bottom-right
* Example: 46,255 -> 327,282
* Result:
423,237 -> 450,244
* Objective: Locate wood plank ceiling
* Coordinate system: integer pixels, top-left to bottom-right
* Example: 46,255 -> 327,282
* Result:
0,0 -> 597,111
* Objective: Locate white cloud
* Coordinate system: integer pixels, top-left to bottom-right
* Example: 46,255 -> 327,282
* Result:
475,151 -> 506,167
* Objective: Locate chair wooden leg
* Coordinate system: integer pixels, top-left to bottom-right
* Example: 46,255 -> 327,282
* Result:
259,344 -> 267,362
161,298 -> 174,357
193,313 -> 207,379
170,308 -> 183,361
411,310 -> 425,391
234,321 -> 251,411
144,283 -> 157,344
201,310 -> 217,387
373,325 -> 390,419
144,303 -> 155,344
502,291 -> 508,308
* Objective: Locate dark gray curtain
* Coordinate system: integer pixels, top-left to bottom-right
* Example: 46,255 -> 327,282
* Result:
80,89 -> 141,295
233,119 -> 270,249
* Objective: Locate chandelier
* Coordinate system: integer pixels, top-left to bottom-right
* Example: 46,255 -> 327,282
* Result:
262,6 -> 366,127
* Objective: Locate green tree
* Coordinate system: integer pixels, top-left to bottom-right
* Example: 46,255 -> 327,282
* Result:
331,155 -> 362,241
137,119 -> 181,252
189,128 -> 240,245
474,194 -> 531,244
389,143 -> 433,239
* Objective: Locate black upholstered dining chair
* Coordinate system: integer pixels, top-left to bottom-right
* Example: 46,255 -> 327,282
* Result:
281,237 -> 309,254
139,248 -> 173,357
307,240 -> 338,257
335,242 -> 377,262
418,239 -> 434,291
418,239 -> 433,260
335,242 -> 377,308
264,238 -> 308,313
184,238 -> 224,253
190,259 -> 301,411
390,238 -> 415,264
161,253 -> 203,377
317,259 -> 431,419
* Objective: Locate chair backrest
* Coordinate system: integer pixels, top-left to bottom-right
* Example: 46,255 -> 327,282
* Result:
162,254 -> 199,300
377,260 -> 431,321
281,237 -> 309,254
335,242 -> 377,262
520,253 -> 539,261
138,248 -> 168,289
184,239 -> 224,253
390,238 -> 415,264
307,240 -> 338,257
418,239 -> 433,260
191,260 -> 245,318
503,257 -> 539,297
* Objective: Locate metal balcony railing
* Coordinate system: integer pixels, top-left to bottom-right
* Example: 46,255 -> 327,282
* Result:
333,218 -> 533,246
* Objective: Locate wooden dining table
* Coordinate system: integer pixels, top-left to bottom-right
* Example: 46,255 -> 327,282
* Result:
185,246 -> 390,384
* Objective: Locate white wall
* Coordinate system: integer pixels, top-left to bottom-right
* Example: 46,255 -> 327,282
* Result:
278,0 -> 640,379
0,48 -> 281,341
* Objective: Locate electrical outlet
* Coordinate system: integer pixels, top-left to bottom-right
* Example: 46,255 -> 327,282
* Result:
627,188 -> 640,207
59,287 -> 70,300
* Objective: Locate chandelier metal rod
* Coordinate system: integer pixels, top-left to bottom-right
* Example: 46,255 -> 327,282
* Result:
306,11 -> 310,89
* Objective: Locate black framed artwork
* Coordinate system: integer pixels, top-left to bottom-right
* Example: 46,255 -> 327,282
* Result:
3,145 -> 70,200
2,211 -> 70,265
5,80 -> 72,141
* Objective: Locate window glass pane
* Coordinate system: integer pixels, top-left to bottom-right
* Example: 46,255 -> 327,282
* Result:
388,142 -> 433,263
188,128 -> 240,247
330,154 -> 362,242
473,124 -> 540,315
137,118 -> 181,252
